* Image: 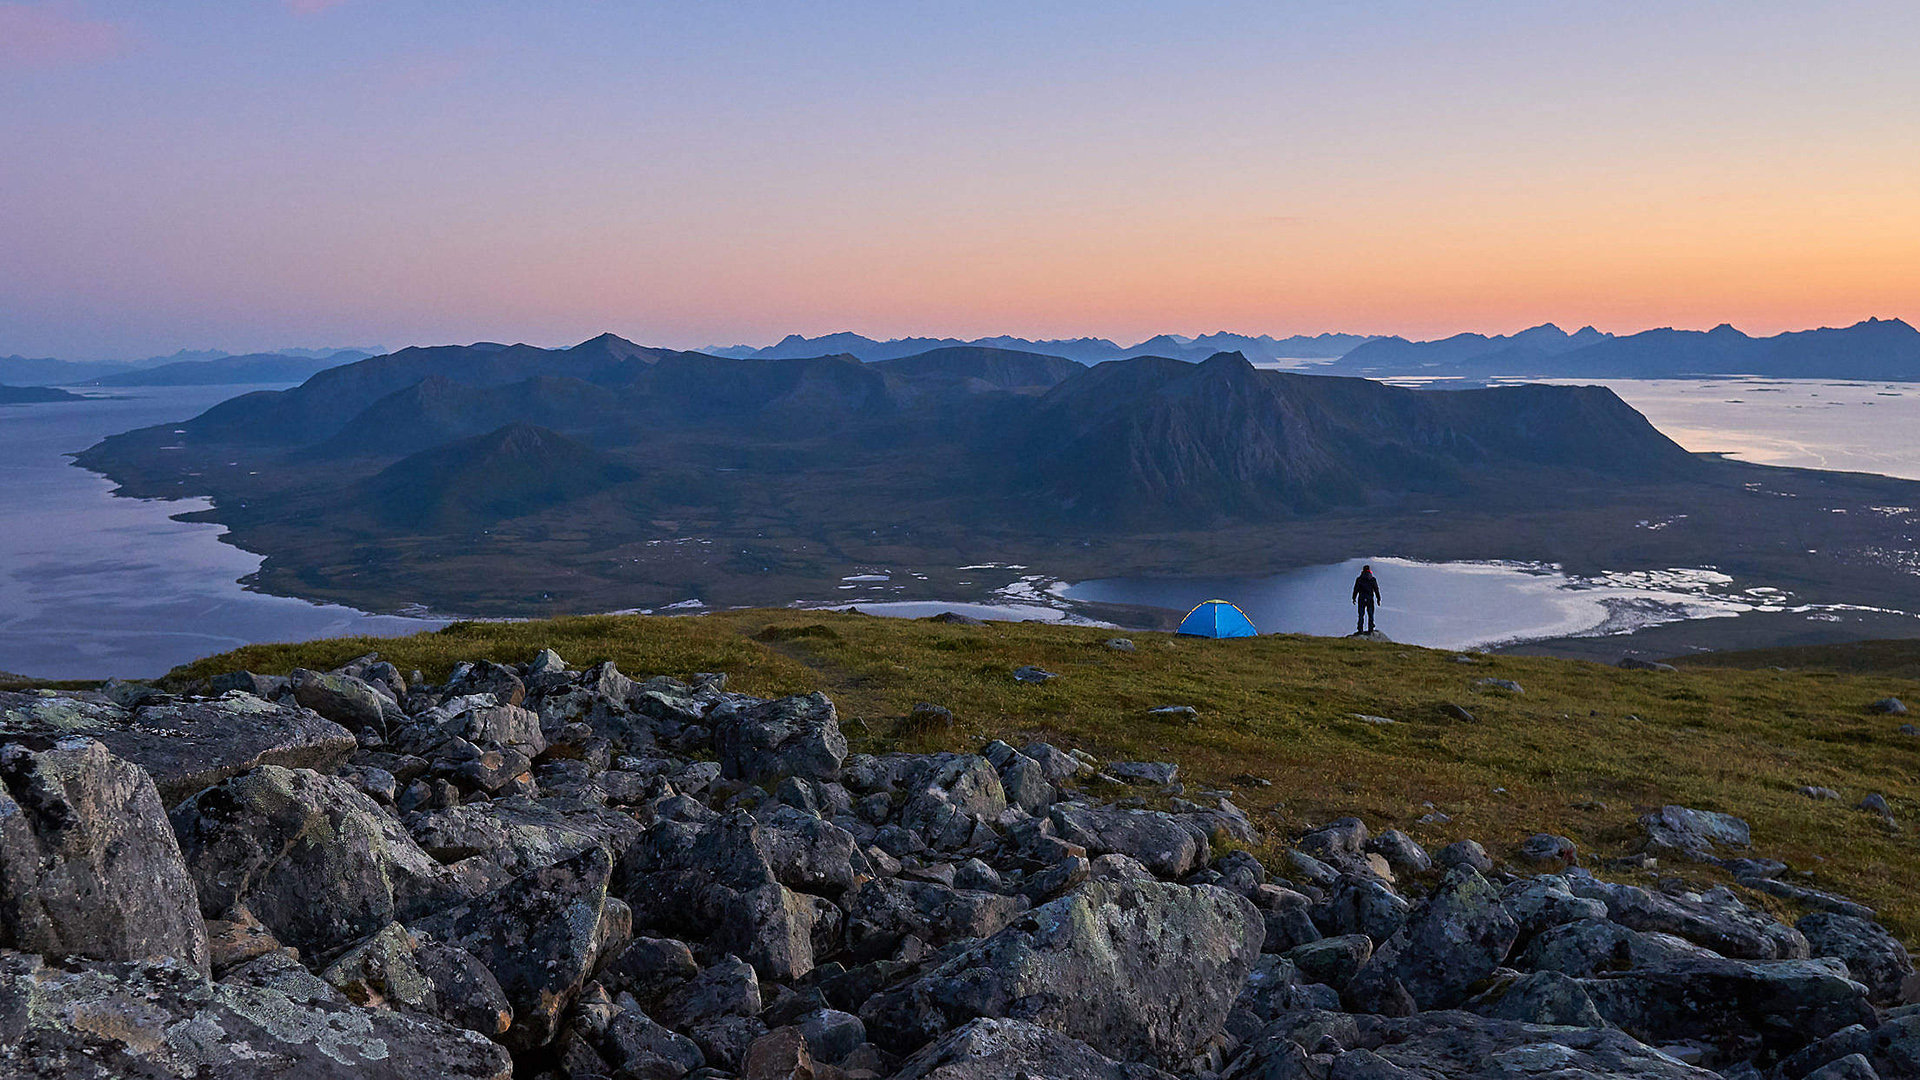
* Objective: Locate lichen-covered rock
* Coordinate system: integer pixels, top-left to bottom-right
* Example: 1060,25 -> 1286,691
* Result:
411,845 -> 628,1051
0,737 -> 209,974
171,765 -> 473,957
406,795 -> 644,876
1345,867 -> 1518,1014
1049,803 -> 1211,880
1500,875 -> 1608,942
1516,919 -> 1721,979
1639,804 -> 1750,862
620,811 -> 819,980
1568,874 -> 1807,960
318,921 -> 513,1037
1468,970 -> 1604,1027
1311,1010 -> 1718,1079
894,1017 -> 1177,1080
862,879 -> 1264,1067
1797,911 -> 1917,1005
0,689 -> 356,805
713,691 -> 848,783
1581,956 -> 1875,1064
845,876 -> 1026,962
902,754 -> 1009,850
0,949 -> 512,1079
289,668 -> 392,734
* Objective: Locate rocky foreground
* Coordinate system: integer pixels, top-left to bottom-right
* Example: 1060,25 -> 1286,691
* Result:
2,651 -> 1918,1079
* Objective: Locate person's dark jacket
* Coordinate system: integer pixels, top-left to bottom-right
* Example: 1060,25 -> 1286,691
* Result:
1352,572 -> 1381,604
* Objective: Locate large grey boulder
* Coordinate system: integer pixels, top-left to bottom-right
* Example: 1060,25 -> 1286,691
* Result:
170,765 -> 472,957
0,689 -> 356,805
894,1017 -> 1177,1080
862,879 -> 1264,1068
0,737 -> 209,974
1345,867 -> 1519,1014
1581,956 -> 1876,1063
619,811 -> 818,981
845,876 -> 1026,962
412,845 -> 630,1051
712,691 -> 848,783
1568,875 -> 1807,960
1049,803 -> 1212,879
1313,1010 -> 1718,1079
902,754 -> 1008,850
0,950 -> 512,1080
1639,804 -> 1750,862
406,795 -> 645,877
289,668 -> 392,734
1798,911 -> 1917,1005
318,920 -> 513,1037
1517,919 -> 1722,979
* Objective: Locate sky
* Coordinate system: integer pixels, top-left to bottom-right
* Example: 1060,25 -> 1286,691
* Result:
3,1 -> 1918,360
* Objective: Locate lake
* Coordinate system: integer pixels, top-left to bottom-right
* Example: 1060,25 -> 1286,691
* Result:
1062,558 -> 1813,650
0,386 -> 443,681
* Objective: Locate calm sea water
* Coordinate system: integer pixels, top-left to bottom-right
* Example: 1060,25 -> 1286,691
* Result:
0,386 -> 443,680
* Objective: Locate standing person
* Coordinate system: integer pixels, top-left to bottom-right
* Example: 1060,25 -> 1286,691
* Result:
1352,564 -> 1381,634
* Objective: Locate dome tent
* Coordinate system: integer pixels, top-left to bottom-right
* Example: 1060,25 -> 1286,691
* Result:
1176,599 -> 1257,638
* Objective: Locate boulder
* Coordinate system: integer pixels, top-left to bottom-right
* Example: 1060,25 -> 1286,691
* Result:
0,949 -> 512,1080
0,737 -> 209,974
1869,697 -> 1908,715
1582,956 -> 1876,1064
902,754 -> 1009,850
600,1007 -> 706,1079
1345,867 -> 1519,1013
289,668 -> 391,734
1798,911 -> 1917,1005
318,921 -> 513,1036
1639,804 -> 1750,861
1468,970 -> 1604,1027
862,879 -> 1264,1067
1434,839 -> 1493,873
411,845 -> 629,1051
0,689 -> 356,805
714,692 -> 848,783
171,765 -> 472,958
893,1017 -> 1176,1080
845,877 -> 1026,962
1500,875 -> 1608,941
1516,919 -> 1722,979
406,796 -> 644,877
620,811 -> 819,981
1049,803 -> 1211,879
1569,876 -> 1807,960
1259,1009 -> 1718,1080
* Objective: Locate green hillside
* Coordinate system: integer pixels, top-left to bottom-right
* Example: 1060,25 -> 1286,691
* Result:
167,610 -> 1920,937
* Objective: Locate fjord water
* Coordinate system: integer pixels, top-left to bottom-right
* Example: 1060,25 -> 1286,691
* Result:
0,386 -> 442,680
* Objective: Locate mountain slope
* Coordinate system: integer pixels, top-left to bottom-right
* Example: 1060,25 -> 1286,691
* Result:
87,350 -> 371,386
358,423 -> 635,529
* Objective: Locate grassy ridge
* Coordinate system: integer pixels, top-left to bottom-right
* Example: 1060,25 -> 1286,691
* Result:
168,610 -> 1920,939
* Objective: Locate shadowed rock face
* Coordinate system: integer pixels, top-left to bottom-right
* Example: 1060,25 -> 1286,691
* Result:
0,737 -> 209,975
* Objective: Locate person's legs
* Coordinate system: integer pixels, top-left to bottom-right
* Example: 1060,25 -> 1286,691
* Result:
1357,601 -> 1369,632
1367,601 -> 1376,631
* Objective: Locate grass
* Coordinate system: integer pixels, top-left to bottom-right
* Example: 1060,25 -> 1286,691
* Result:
165,610 -> 1920,941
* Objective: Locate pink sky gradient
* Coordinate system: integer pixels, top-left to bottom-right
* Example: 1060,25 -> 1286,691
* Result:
1,2 -> 1916,359
0,2 -> 125,67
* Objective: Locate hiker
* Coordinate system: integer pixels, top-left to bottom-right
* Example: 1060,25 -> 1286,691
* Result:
1352,564 -> 1381,633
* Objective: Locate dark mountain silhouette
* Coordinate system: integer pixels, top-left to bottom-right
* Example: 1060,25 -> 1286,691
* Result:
0,356 -> 139,386
1332,318 -> 1920,380
1016,353 -> 1698,522
867,346 -> 1084,392
359,423 -> 635,529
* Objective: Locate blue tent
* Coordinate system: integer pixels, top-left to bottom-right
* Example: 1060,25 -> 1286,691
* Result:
1177,599 -> 1258,638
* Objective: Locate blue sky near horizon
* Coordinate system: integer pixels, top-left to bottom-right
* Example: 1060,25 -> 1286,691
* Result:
3,1 -> 1918,359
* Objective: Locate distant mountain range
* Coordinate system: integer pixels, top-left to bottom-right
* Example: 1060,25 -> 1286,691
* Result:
0,347 -> 379,388
704,330 -> 1378,365
1329,318 -> 1920,380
